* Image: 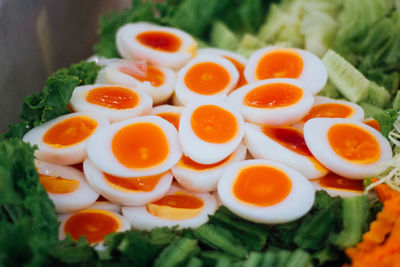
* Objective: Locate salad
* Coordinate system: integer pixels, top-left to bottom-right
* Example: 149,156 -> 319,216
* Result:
1,0 -> 400,266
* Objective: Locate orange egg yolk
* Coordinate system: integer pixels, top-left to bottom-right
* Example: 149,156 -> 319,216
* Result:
318,172 -> 364,192
136,31 -> 181,52
328,124 -> 380,164
244,83 -> 303,108
184,62 -> 231,95
86,86 -> 139,110
112,122 -> 169,169
234,165 -> 292,206
43,116 -> 97,147
157,112 -> 180,130
38,173 -> 79,194
256,50 -> 303,80
147,191 -> 204,220
64,209 -> 121,243
179,153 -> 233,170
262,127 -> 313,157
104,172 -> 164,192
120,65 -> 165,87
302,103 -> 354,122
364,118 -> 381,132
224,56 -> 247,90
191,105 -> 238,144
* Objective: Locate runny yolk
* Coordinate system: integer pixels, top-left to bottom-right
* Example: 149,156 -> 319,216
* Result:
262,127 -> 313,157
302,103 -> 354,122
318,172 -> 364,192
136,31 -> 182,52
179,154 -> 232,170
39,173 -> 79,194
120,66 -> 165,87
147,192 -> 204,220
328,123 -> 380,164
64,209 -> 121,243
244,83 -> 303,108
157,112 -> 180,130
86,86 -> 139,109
43,116 -> 97,147
191,105 -> 238,144
184,62 -> 231,95
364,118 -> 381,132
104,172 -> 164,192
256,50 -> 303,80
224,56 -> 247,90
233,165 -> 292,206
112,122 -> 169,169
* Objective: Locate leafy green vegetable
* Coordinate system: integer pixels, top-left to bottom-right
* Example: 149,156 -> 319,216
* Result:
374,108 -> 399,137
154,236 -> 200,267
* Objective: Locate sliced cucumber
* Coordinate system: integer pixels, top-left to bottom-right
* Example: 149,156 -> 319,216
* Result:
210,21 -> 239,51
359,102 -> 385,119
365,81 -> 390,108
322,49 -> 370,102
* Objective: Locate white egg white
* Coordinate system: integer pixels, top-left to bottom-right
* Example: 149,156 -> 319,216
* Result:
304,118 -> 392,179
23,112 -> 110,165
227,78 -> 314,126
84,158 -> 173,206
217,159 -> 315,224
244,123 -> 328,179
122,183 -> 218,230
172,142 -> 247,192
244,46 -> 327,95
87,115 -> 182,177
69,84 -> 153,123
179,98 -> 245,164
174,55 -> 239,105
116,22 -> 197,69
35,161 -> 99,213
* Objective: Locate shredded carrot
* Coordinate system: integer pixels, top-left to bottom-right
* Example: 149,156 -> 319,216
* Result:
370,178 -> 400,203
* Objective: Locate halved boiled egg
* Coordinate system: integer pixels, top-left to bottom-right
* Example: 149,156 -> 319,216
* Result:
69,84 -> 152,122
36,161 -> 99,213
116,22 -> 197,69
304,118 -> 392,179
23,112 -> 109,165
364,118 -> 381,132
227,78 -> 314,126
172,142 -> 247,192
244,123 -> 328,179
151,104 -> 183,131
198,48 -> 248,90
84,158 -> 173,206
173,55 -> 239,105
218,159 -> 315,224
89,197 -> 121,213
97,59 -> 176,104
179,98 -> 245,164
87,115 -> 181,177
122,183 -> 218,230
244,46 -> 327,94
59,209 -> 130,244
310,172 -> 364,198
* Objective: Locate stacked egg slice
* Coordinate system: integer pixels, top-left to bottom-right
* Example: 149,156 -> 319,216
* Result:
22,22 -> 392,246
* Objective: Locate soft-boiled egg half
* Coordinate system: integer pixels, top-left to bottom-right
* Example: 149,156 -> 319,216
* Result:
69,84 -> 152,123
89,196 -> 121,213
122,183 -> 218,230
179,98 -> 245,164
36,161 -> 99,213
84,158 -> 173,206
116,22 -> 197,69
23,112 -> 109,165
218,159 -> 315,224
244,46 -> 327,95
97,59 -> 176,104
227,78 -> 314,126
173,55 -> 239,105
87,115 -> 181,177
245,123 -> 328,179
151,104 -> 183,131
310,172 -> 364,198
172,142 -> 247,192
198,48 -> 248,90
59,209 -> 130,244
304,118 -> 392,179
363,118 -> 381,132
